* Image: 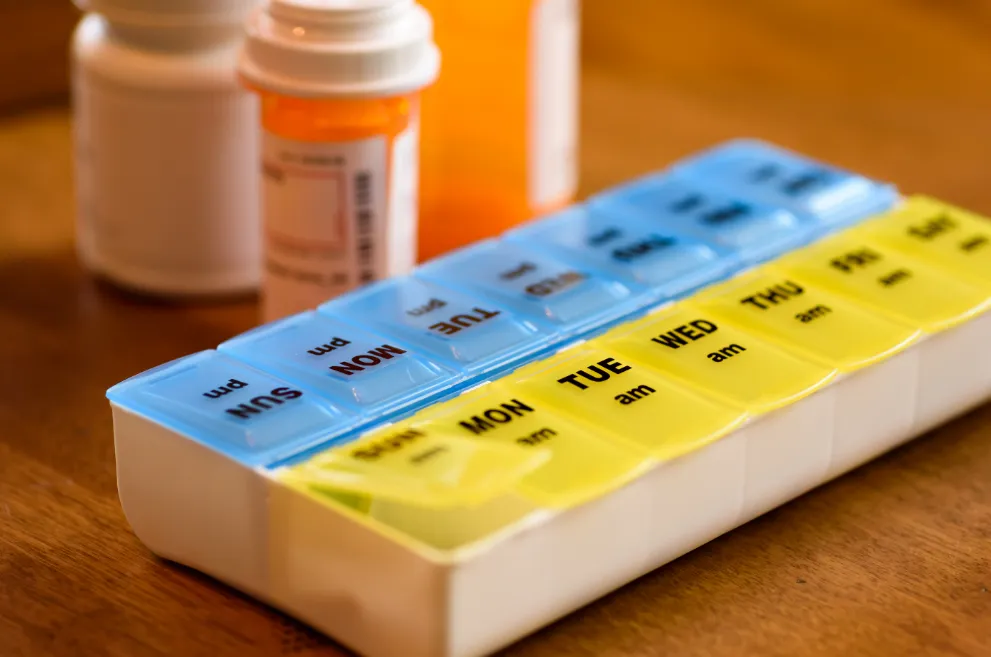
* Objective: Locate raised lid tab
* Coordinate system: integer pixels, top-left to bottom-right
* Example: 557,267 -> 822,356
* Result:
508,346 -> 748,460
106,351 -> 355,466
415,383 -> 653,509
776,233 -> 991,333
599,304 -> 837,414
504,206 -> 732,299
280,421 -> 550,508
671,139 -> 898,230
693,268 -> 920,371
589,173 -> 812,264
416,239 -> 640,336
318,276 -> 550,375
218,311 -> 460,414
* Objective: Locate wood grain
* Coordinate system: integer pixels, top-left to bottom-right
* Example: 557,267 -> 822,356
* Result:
0,1 -> 79,112
2,1 -> 991,655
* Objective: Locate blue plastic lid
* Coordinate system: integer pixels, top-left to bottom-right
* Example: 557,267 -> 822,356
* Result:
587,173 -> 813,265
318,276 -> 551,376
416,239 -> 643,336
670,139 -> 899,230
504,205 -> 734,298
106,351 -> 355,467
218,311 -> 461,415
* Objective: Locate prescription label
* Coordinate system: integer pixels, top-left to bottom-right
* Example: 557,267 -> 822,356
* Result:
858,196 -> 991,286
509,347 -> 747,460
694,269 -> 919,371
388,112 -> 420,277
529,0 -> 579,209
418,385 -> 650,508
600,305 -> 836,413
262,128 -> 417,319
777,234 -> 991,332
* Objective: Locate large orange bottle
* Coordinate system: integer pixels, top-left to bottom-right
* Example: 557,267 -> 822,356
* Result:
417,0 -> 580,262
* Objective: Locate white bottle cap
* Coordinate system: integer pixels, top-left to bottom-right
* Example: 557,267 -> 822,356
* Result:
238,0 -> 440,99
74,0 -> 260,26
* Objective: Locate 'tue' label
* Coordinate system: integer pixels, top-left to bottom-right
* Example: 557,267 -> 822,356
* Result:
554,356 -> 659,406
428,307 -> 503,337
507,347 -> 749,458
399,294 -> 504,336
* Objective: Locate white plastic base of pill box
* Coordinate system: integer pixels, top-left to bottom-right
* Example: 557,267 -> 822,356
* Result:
112,313 -> 991,657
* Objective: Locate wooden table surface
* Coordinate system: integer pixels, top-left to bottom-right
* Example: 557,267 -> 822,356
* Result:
2,1 -> 990,655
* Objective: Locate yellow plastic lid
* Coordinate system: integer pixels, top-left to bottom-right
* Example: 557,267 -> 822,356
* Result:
506,346 -> 748,461
693,268 -> 920,371
414,383 -> 653,509
857,195 -> 991,287
598,303 -> 837,414
281,421 -> 551,509
775,232 -> 991,333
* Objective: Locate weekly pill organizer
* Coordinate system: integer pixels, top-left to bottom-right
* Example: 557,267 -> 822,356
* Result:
107,139 -> 991,657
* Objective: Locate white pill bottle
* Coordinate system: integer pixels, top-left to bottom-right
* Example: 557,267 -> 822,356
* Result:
71,0 -> 262,296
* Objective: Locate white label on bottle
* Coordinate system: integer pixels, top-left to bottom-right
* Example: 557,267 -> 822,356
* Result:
529,0 -> 580,209
388,112 -> 419,276
262,127 -> 417,320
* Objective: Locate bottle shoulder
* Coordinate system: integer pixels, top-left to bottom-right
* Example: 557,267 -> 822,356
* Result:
72,14 -> 243,92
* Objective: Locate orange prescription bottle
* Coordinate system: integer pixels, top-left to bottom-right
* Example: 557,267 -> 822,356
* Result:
417,0 -> 580,261
238,0 -> 440,322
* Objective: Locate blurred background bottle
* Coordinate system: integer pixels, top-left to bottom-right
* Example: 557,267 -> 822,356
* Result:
238,0 -> 440,323
417,0 -> 580,262
71,0 -> 262,297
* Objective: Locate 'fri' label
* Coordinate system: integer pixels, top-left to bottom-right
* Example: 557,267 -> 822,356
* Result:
827,246 -> 915,289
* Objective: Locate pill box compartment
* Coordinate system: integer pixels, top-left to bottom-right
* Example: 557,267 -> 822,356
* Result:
774,232 -> 991,436
107,143 -> 990,657
107,318 -> 989,657
111,387 -> 758,657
